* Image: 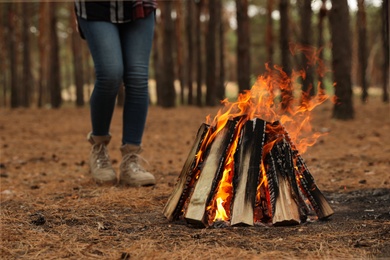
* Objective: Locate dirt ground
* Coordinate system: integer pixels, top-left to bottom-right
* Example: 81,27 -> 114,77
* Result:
1,95 -> 389,259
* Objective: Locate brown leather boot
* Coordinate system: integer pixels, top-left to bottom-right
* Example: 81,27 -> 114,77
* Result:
119,144 -> 156,186
87,132 -> 117,184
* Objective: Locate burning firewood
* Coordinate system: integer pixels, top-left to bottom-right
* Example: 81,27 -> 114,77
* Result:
230,118 -> 266,226
184,119 -> 239,226
163,123 -> 209,221
163,117 -> 333,228
164,51 -> 334,227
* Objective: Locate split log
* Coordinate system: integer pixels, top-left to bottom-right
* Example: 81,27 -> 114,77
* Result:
277,122 -> 334,220
163,123 -> 210,221
231,118 -> 266,226
272,172 -> 301,225
184,119 -> 239,227
267,148 -> 301,226
295,157 -> 334,219
273,139 -> 309,222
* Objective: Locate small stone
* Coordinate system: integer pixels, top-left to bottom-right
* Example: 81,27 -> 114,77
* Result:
30,212 -> 46,225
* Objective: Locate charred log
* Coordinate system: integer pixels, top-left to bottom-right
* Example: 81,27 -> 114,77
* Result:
231,118 -> 266,226
184,119 -> 239,227
279,122 -> 334,219
163,123 -> 210,221
164,117 -> 333,227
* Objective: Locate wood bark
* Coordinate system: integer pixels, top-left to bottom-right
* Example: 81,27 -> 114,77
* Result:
0,4 -> 6,106
235,0 -> 251,92
317,0 -> 327,91
279,0 -> 293,112
195,0 -> 203,106
357,0 -> 369,103
186,0 -> 194,105
48,2 -> 62,108
299,0 -> 315,98
294,156 -> 334,219
38,1 -> 49,108
22,3 -> 32,107
82,43 -> 93,98
382,0 -> 389,103
205,0 -> 217,106
216,0 -> 225,101
266,0 -> 274,67
329,0 -> 354,119
175,0 -> 185,105
160,1 -> 176,108
9,3 -> 19,108
280,124 -> 334,219
152,13 -> 162,106
71,8 -> 85,107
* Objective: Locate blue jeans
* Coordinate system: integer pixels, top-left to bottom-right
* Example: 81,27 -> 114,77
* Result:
78,13 -> 154,145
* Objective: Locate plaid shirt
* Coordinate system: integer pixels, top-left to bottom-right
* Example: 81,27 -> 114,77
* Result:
75,0 -> 157,23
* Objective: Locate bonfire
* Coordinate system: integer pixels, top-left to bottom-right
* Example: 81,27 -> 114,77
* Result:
164,47 -> 334,227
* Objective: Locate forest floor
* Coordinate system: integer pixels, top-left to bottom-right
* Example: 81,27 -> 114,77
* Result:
1,94 -> 390,259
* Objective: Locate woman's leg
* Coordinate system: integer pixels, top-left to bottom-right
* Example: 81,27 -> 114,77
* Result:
117,13 -> 156,186
119,12 -> 155,145
78,19 -> 123,184
78,19 -> 123,136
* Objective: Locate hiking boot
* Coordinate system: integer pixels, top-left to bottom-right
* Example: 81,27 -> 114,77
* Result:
119,144 -> 156,187
87,132 -> 117,184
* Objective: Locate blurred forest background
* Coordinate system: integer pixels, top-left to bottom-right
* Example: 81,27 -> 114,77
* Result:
1,0 -> 389,120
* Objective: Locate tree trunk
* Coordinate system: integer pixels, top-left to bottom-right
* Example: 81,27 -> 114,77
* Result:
279,0 -> 292,112
1,3 -> 9,107
22,3 -> 32,107
236,0 -> 251,92
175,0 -> 185,105
71,7 -> 85,107
329,0 -> 354,120
382,0 -> 389,103
317,0 -> 327,91
48,2 -> 61,108
195,0 -> 203,106
206,0 -> 217,106
186,0 -> 194,105
216,0 -> 225,101
161,1 -> 176,108
38,1 -> 49,108
299,0 -> 314,98
152,15 -> 162,106
9,3 -> 19,108
357,0 -> 369,103
266,0 -> 274,67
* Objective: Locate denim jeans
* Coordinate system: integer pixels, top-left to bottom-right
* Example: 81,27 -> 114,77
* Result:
78,12 -> 154,145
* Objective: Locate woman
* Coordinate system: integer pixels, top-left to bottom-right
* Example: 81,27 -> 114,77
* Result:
74,0 -> 157,186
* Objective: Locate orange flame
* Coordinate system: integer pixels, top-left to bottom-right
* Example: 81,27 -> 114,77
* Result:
205,45 -> 329,224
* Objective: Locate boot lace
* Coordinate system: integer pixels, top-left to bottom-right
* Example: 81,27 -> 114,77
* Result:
93,144 -> 111,168
120,154 -> 149,173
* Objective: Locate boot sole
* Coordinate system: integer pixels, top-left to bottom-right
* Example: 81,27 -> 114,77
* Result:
119,179 -> 156,187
